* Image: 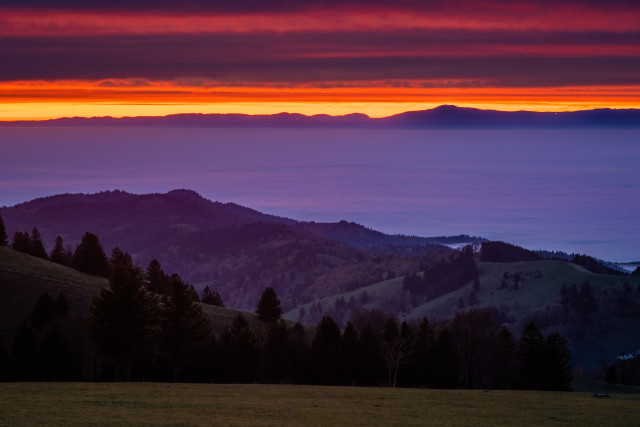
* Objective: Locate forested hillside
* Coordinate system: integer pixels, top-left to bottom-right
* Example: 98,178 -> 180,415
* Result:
0,190 -> 454,311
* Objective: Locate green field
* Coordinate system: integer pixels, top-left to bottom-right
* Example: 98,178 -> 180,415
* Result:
1,383 -> 640,426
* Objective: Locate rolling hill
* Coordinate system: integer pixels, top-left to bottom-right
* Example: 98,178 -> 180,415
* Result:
0,190 -> 456,311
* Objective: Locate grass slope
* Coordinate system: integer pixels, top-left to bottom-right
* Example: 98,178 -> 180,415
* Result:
0,247 -> 302,340
2,383 -> 640,426
0,247 -> 106,335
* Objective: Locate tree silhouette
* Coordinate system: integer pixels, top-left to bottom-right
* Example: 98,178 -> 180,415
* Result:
220,314 -> 258,382
256,287 -> 282,322
518,321 -> 545,389
144,259 -> 167,294
12,231 -> 32,255
0,214 -> 8,247
30,227 -> 49,260
87,259 -> 158,381
50,236 -> 72,266
200,286 -> 224,307
311,316 -> 341,384
73,232 -> 109,277
541,332 -> 573,391
159,275 -> 212,382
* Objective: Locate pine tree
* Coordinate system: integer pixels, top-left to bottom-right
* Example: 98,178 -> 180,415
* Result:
30,227 -> 49,260
12,231 -> 32,255
220,314 -> 259,382
159,275 -> 212,382
201,285 -> 224,307
262,319 -> 292,383
518,321 -> 545,389
50,236 -> 72,266
144,259 -> 167,294
311,316 -> 341,384
0,214 -> 8,247
73,232 -> 109,277
256,287 -> 282,322
542,332 -> 573,391
87,260 -> 158,381
338,322 -> 359,385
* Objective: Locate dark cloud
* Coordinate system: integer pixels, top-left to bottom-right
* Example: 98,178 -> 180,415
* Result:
2,0 -> 639,13
2,31 -> 638,87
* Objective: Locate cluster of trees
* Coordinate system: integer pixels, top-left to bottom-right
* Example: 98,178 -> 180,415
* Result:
86,261 -> 573,390
480,241 -> 542,263
0,292 -> 74,381
402,246 -> 478,301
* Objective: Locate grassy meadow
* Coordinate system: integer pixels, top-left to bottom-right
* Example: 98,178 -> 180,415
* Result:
1,383 -> 640,426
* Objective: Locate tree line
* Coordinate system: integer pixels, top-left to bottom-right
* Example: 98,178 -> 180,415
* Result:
0,217 -> 572,389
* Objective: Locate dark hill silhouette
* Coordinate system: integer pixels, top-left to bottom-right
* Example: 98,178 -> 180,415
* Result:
2,105 -> 638,127
0,190 -> 453,311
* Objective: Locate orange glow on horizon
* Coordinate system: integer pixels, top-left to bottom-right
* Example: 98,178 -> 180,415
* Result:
1,81 -> 639,121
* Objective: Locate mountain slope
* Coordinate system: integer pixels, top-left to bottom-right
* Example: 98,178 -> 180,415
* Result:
1,190 -> 451,311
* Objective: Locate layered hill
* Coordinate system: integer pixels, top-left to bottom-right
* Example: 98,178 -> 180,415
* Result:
0,190 -> 456,311
3,105 -> 639,128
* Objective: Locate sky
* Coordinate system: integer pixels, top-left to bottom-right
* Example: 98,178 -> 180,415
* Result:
1,0 -> 640,120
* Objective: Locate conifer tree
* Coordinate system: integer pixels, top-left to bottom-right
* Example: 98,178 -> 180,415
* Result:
542,332 -> 573,391
0,214 -> 8,247
220,314 -> 259,382
73,232 -> 109,277
87,259 -> 157,381
201,286 -> 225,307
256,287 -> 282,322
30,227 -> 49,260
12,231 -> 32,255
518,321 -> 545,389
159,275 -> 212,382
50,236 -> 72,266
145,259 -> 167,294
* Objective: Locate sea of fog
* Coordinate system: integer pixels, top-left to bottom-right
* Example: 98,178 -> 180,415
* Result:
0,126 -> 638,262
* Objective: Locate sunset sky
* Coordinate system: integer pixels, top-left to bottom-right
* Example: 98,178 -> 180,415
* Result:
2,0 -> 639,120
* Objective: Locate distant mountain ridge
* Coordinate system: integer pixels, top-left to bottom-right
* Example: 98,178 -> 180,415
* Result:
3,105 -> 639,127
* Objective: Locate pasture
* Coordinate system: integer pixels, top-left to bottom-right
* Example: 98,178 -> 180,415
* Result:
1,383 -> 640,426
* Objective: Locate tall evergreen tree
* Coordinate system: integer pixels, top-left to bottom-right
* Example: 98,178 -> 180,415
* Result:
50,235 -> 72,266
311,316 -> 342,384
30,227 -> 49,260
144,259 -> 167,294
262,319 -> 293,383
201,286 -> 224,307
0,214 -> 8,247
256,287 -> 282,322
289,322 -> 311,384
542,332 -> 573,391
518,321 -> 545,389
339,322 -> 359,385
73,232 -> 109,277
87,260 -> 158,381
159,275 -> 212,382
12,231 -> 32,255
357,323 -> 385,386
431,327 -> 459,388
220,314 -> 259,383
